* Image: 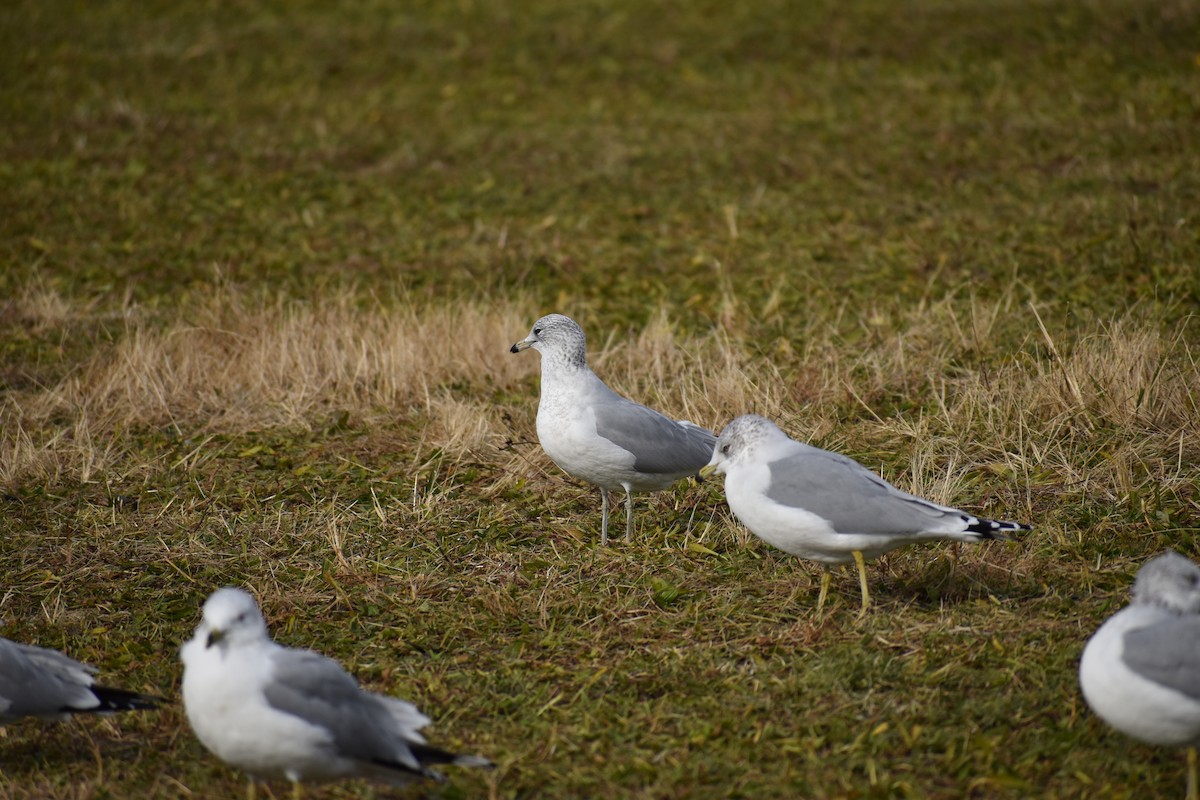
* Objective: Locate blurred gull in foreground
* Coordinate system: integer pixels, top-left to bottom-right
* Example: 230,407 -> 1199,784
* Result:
511,313 -> 715,544
1080,550 -> 1200,800
702,414 -> 1029,614
180,587 -> 492,797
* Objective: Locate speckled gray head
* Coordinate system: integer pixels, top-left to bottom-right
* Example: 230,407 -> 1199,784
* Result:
1132,551 -> 1200,614
510,313 -> 588,368
703,414 -> 787,475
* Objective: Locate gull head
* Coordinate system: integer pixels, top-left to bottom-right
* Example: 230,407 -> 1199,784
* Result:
701,414 -> 785,478
1132,551 -> 1200,615
510,314 -> 587,367
196,587 -> 269,650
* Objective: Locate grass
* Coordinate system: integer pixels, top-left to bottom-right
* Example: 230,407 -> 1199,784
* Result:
1,0 -> 1199,797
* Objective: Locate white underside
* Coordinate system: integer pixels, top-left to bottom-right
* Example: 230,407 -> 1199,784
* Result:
181,638 -> 352,783
1079,605 -> 1200,746
536,380 -> 690,493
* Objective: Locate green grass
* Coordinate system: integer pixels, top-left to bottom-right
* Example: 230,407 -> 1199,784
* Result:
2,0 -> 1199,798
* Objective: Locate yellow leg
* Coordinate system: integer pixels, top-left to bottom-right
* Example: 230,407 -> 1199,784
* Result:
246,781 -> 256,800
853,550 -> 871,616
816,569 -> 832,612
292,780 -> 304,800
1188,746 -> 1198,800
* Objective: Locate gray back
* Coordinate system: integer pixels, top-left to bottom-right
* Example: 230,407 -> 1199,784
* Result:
763,446 -> 953,535
0,637 -> 95,719
1122,617 -> 1200,702
590,391 -> 715,476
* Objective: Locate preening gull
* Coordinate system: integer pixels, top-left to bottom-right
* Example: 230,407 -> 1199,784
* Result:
180,587 -> 492,795
702,414 -> 1028,613
511,313 -> 715,545
0,635 -> 161,723
1080,550 -> 1200,800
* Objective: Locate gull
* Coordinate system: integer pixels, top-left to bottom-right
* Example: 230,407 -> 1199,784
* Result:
511,313 -> 716,545
180,587 -> 492,798
702,414 -> 1029,613
1079,550 -> 1200,800
0,635 -> 161,723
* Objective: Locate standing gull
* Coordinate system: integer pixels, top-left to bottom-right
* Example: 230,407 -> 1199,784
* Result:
180,587 -> 492,797
511,313 -> 716,545
0,635 -> 161,723
701,414 -> 1029,613
1079,550 -> 1200,800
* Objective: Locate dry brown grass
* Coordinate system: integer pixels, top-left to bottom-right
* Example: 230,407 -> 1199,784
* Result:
4,285 -> 1196,536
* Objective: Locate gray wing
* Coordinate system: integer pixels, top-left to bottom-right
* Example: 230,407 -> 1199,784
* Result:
1122,618 -> 1200,701
0,638 -> 97,719
591,392 -> 716,475
763,445 -> 957,535
262,649 -> 426,773
14,641 -> 97,684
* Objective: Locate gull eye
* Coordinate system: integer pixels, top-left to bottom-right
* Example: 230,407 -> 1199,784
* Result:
533,328 -> 542,336
721,445 -> 730,455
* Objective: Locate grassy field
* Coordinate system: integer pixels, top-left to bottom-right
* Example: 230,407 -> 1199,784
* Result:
2,0 -> 1199,797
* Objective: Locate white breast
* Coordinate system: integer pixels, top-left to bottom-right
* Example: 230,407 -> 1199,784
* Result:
182,643 -> 342,781
1079,606 -> 1200,746
723,461 -> 850,562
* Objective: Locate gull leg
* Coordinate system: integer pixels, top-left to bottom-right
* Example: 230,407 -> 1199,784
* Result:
600,490 -> 609,546
853,550 -> 871,616
1188,746 -> 1198,800
292,781 -> 304,800
624,485 -> 634,543
245,781 -> 256,800
816,569 -> 832,613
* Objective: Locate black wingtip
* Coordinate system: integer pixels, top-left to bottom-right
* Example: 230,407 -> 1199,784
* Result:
410,742 -> 494,768
370,757 -> 444,782
86,686 -> 165,713
962,516 -> 1032,540
370,746 -> 493,784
